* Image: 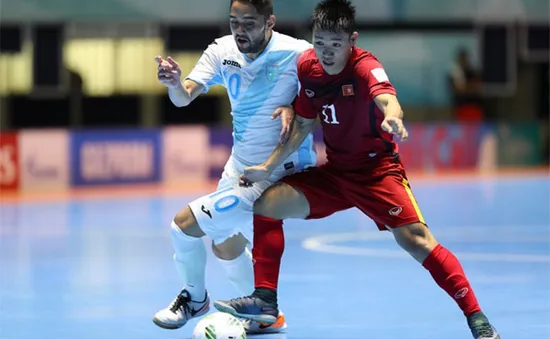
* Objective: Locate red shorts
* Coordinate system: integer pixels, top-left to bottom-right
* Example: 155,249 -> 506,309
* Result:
281,155 -> 426,231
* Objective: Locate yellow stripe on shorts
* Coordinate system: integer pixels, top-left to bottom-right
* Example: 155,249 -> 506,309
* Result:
402,178 -> 426,224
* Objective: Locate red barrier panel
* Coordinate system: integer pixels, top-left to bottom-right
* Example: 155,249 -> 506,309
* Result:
0,132 -> 19,190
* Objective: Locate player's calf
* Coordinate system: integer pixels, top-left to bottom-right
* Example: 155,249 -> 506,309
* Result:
211,234 -> 249,261
211,235 -> 255,297
393,223 -> 480,315
392,223 -> 500,338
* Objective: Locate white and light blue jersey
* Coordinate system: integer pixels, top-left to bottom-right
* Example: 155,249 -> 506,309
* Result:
186,31 -> 316,169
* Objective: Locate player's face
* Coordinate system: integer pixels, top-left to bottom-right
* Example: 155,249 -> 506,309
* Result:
313,29 -> 358,75
229,1 -> 275,54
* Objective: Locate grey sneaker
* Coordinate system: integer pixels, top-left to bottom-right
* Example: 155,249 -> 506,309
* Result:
214,295 -> 279,325
468,312 -> 501,339
152,290 -> 210,329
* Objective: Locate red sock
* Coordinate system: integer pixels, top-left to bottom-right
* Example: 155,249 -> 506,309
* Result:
252,215 -> 284,290
422,244 -> 482,317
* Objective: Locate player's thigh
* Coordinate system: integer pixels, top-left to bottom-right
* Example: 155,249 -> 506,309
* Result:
255,166 -> 352,220
188,177 -> 273,245
352,171 -> 426,231
253,182 -> 309,219
173,157 -> 241,239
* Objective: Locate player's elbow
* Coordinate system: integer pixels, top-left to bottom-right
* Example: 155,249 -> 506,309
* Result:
170,96 -> 192,108
170,83 -> 196,108
172,100 -> 189,108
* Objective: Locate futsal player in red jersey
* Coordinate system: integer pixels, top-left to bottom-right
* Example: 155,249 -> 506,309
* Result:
214,1 -> 500,338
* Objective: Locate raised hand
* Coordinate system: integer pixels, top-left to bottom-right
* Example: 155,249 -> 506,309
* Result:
155,56 -> 182,89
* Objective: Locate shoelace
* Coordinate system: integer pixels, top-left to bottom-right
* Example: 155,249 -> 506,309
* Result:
229,295 -> 255,303
169,292 -> 191,313
227,295 -> 256,309
472,323 -> 494,338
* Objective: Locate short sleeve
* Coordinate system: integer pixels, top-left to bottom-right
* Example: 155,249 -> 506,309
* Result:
293,55 -> 318,119
185,41 -> 223,93
356,57 -> 397,99
295,39 -> 313,55
291,40 -> 313,97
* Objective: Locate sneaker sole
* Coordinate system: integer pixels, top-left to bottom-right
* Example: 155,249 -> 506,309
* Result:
152,316 -> 184,330
213,301 -> 277,325
475,333 -> 501,339
246,322 -> 288,334
152,303 -> 210,330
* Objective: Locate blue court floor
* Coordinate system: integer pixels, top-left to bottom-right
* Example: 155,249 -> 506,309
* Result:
1,175 -> 549,339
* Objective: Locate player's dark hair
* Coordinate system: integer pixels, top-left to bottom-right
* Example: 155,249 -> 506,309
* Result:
230,0 -> 274,18
312,0 -> 356,35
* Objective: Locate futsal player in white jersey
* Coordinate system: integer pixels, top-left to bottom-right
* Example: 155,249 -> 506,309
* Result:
152,0 -> 315,334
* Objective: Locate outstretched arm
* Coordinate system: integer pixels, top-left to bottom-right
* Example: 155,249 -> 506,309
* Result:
374,93 -> 408,141
156,40 -> 222,108
156,56 -> 204,107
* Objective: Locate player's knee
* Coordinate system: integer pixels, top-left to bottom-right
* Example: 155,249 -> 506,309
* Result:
393,222 -> 437,253
173,206 -> 204,238
211,234 -> 248,260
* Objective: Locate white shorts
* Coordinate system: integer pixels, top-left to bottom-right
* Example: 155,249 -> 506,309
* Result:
188,156 -> 304,245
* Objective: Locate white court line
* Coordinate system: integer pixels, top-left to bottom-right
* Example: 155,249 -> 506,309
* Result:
302,231 -> 550,263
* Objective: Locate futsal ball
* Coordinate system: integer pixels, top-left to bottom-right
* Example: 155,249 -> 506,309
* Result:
192,312 -> 246,339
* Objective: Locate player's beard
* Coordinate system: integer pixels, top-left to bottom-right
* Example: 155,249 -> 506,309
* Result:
236,29 -> 268,54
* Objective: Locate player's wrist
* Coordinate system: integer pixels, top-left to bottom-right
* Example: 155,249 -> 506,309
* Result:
384,111 -> 403,120
262,162 -> 276,174
383,103 -> 403,120
171,79 -> 184,90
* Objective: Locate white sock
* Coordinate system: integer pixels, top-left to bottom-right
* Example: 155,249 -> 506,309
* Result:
216,247 -> 254,295
171,221 -> 207,301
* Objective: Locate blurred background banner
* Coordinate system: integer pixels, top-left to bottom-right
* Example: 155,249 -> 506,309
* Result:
496,122 -> 543,166
0,0 -> 548,192
162,126 -> 210,184
397,123 -> 496,172
69,129 -> 161,187
19,129 -> 70,191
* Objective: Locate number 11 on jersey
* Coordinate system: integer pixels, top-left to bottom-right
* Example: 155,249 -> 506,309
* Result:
321,104 -> 339,124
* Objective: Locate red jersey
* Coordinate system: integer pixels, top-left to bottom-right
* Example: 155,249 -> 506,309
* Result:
294,47 -> 398,171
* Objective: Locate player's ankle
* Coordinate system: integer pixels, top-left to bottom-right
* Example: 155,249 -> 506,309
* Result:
465,306 -> 483,318
467,311 -> 486,321
191,290 -> 208,303
252,287 -> 278,306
